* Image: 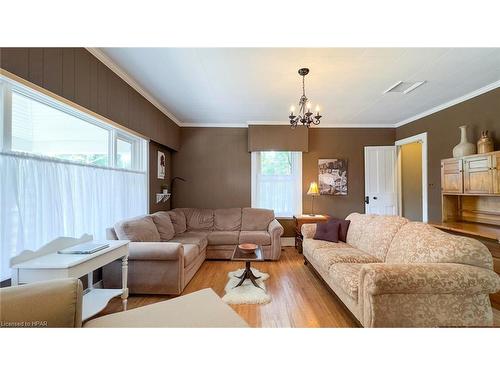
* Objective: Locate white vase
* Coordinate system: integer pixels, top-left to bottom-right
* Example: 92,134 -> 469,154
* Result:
452,125 -> 476,158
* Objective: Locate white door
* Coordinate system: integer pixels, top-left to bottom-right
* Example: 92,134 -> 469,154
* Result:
364,146 -> 397,215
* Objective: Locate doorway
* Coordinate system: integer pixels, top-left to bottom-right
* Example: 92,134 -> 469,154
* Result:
395,132 -> 428,222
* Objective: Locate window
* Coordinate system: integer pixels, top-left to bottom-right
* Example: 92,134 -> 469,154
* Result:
12,92 -> 110,166
116,137 -> 133,169
251,151 -> 302,218
0,75 -> 148,281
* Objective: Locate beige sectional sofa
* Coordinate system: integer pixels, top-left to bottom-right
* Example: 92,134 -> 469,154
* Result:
302,213 -> 500,327
104,207 -> 283,295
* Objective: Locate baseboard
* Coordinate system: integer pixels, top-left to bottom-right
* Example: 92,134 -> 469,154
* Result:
281,237 -> 295,247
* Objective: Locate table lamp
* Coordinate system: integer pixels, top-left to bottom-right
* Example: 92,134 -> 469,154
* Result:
307,182 -> 320,216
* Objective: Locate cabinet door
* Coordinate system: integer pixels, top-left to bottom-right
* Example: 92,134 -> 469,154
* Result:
463,155 -> 493,194
492,152 -> 500,194
441,159 -> 463,194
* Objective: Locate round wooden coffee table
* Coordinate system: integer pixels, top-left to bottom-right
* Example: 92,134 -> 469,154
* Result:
231,244 -> 264,289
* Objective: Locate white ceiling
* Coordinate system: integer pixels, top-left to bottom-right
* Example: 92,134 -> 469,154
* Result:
97,48 -> 500,127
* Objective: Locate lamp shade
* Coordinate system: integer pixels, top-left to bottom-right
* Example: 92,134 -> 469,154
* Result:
307,182 -> 319,196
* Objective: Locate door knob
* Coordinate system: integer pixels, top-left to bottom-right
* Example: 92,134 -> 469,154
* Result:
373,196 -> 378,200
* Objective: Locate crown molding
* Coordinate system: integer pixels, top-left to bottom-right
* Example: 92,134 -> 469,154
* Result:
86,48 -> 182,126
247,121 -> 395,128
395,79 -> 500,128
181,123 -> 247,128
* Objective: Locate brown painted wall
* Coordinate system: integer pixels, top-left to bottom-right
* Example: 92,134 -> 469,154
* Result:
172,127 -> 251,208
401,142 -> 423,221
173,126 -> 395,235
0,47 -> 180,151
304,128 -> 395,219
396,88 -> 500,222
149,141 -> 172,213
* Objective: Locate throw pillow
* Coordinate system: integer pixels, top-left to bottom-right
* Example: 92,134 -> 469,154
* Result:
327,218 -> 351,242
151,211 -> 176,241
313,220 -> 340,242
114,216 -> 161,242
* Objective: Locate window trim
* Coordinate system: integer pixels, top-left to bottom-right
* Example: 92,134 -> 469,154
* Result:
0,73 -> 147,172
251,151 -> 303,219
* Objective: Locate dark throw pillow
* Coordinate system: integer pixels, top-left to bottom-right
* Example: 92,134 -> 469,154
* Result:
336,219 -> 351,242
313,220 -> 340,243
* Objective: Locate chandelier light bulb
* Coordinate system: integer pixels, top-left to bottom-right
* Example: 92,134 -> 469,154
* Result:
315,105 -> 320,113
306,102 -> 312,109
290,105 -> 295,113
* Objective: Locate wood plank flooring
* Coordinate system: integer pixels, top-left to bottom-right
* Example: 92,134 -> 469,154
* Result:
99,246 -> 500,328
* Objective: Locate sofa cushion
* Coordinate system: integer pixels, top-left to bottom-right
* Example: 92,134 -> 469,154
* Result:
346,213 -> 409,261
239,231 -> 271,246
241,208 -> 275,231
183,208 -> 214,231
214,208 -> 242,231
114,216 -> 161,242
314,221 -> 340,242
208,231 -> 240,245
150,211 -> 176,241
309,245 -> 381,271
385,222 -> 493,270
329,263 -> 363,300
169,231 -> 208,251
183,244 -> 201,266
168,209 -> 187,234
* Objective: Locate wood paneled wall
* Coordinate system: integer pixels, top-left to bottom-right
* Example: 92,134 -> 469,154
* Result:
0,48 -> 180,151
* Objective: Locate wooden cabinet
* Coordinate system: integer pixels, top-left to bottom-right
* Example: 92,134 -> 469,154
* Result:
441,158 -> 463,194
492,153 -> 500,194
463,154 -> 493,194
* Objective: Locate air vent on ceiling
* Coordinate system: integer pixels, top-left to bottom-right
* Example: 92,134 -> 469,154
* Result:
383,80 -> 426,94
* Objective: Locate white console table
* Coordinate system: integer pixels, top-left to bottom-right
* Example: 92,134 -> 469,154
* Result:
10,235 -> 130,321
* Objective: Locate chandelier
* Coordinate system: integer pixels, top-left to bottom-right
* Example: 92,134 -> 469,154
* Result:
289,68 -> 322,128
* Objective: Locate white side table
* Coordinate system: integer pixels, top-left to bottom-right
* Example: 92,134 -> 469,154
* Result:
10,235 -> 130,321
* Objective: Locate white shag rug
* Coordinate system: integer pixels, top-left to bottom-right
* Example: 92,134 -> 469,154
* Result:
222,267 -> 271,305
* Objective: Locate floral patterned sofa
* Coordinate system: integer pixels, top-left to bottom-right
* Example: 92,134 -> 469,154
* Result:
302,213 -> 500,327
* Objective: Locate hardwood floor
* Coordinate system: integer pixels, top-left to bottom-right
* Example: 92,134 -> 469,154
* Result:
99,246 -> 500,328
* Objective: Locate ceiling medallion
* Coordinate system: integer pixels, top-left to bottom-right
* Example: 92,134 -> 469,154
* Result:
289,68 -> 322,128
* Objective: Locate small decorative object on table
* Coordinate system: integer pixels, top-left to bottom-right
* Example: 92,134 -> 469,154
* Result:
231,244 -> 264,288
477,130 -> 494,154
293,214 -> 330,253
452,125 -> 476,157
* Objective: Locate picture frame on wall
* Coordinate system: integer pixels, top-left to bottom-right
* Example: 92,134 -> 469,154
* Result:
157,151 -> 166,179
318,159 -> 348,195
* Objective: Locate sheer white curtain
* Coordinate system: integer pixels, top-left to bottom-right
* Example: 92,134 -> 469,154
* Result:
251,151 -> 302,218
0,152 -> 147,281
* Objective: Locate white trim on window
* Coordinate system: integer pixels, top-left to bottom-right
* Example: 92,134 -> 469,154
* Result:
0,74 -> 147,173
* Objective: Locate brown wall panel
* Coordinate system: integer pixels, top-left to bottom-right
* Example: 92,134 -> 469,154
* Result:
0,48 -> 29,80
74,49 -> 91,109
172,127 -> 251,208
62,48 -> 75,101
28,48 -> 44,87
43,48 -> 63,96
89,57 -> 99,112
97,61 -> 108,116
149,141 -> 172,213
396,88 -> 500,222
